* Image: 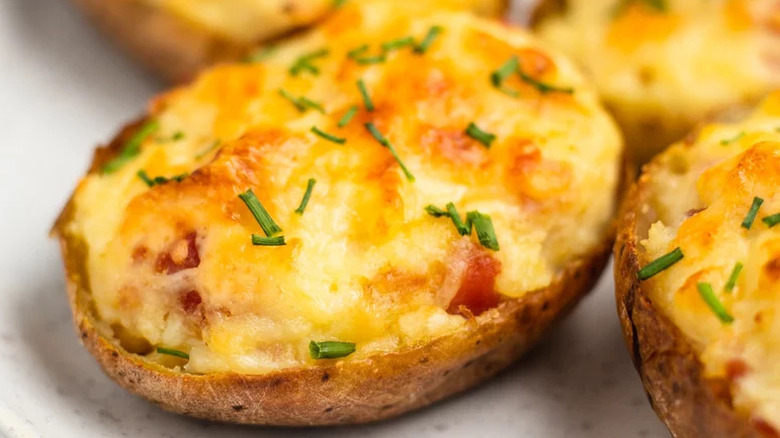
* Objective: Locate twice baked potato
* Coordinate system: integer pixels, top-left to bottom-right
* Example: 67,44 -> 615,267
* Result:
615,90 -> 780,436
534,0 -> 780,163
54,0 -> 623,425
69,0 -> 509,83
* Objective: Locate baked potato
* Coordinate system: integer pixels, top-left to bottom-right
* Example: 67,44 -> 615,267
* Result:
69,0 -> 509,83
615,90 -> 780,436
533,0 -> 780,163
53,0 -> 623,425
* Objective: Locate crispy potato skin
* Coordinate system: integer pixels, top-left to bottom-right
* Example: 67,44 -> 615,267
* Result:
53,118 -> 618,424
614,167 -> 761,437
68,0 -> 509,83
52,121 -> 614,425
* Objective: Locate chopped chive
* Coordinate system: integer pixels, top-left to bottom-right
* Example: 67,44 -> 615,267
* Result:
195,139 -> 221,159
364,122 -> 414,182
238,189 -> 282,237
251,235 -> 286,246
289,48 -> 329,76
445,203 -> 470,236
309,340 -> 356,359
465,122 -> 496,148
491,56 -> 519,87
762,213 -> 780,228
518,70 -> 574,94
637,247 -> 684,280
278,89 -> 325,113
295,178 -> 317,215
137,170 -> 188,187
697,282 -> 734,324
414,26 -> 443,54
741,196 -> 764,229
425,205 -> 449,217
467,211 -> 500,251
333,0 -> 348,7
354,55 -> 386,65
356,79 -> 374,111
172,131 -> 184,141
347,45 -> 370,59
311,126 -> 346,144
243,46 -> 275,63
721,132 -> 745,146
338,105 -> 358,127
640,0 -> 668,12
382,36 -> 415,52
156,347 -> 189,359
724,262 -> 743,293
102,120 -> 160,174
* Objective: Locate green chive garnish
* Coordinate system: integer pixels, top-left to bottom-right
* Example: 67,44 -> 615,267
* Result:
309,340 -> 356,359
741,196 -> 764,229
354,55 -> 386,65
491,56 -> 519,87
311,126 -> 346,144
251,235 -> 286,246
637,247 -> 684,280
338,106 -> 358,127
195,139 -> 221,159
415,26 -> 443,54
382,36 -> 415,52
357,79 -> 374,111
697,282 -> 734,324
238,189 -> 282,237
446,203 -> 470,236
289,48 -> 329,76
724,262 -> 743,293
333,0 -> 348,8
762,213 -> 780,228
465,122 -> 496,148
295,178 -> 317,215
156,347 -> 189,359
518,70 -> 574,94
278,89 -> 325,113
243,46 -> 275,63
425,205 -> 449,217
467,211 -> 500,251
137,170 -> 188,187
364,122 -> 414,182
347,45 -> 369,59
721,132 -> 745,146
102,120 -> 159,174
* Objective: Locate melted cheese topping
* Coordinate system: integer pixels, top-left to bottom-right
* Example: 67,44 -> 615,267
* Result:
146,0 -> 508,44
68,0 -> 621,374
537,0 -> 780,161
642,91 -> 780,430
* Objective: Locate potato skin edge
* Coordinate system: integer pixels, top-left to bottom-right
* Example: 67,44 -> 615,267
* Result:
53,118 -> 615,425
614,168 -> 763,438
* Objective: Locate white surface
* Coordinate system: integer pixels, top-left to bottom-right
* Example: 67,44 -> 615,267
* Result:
0,0 -> 670,436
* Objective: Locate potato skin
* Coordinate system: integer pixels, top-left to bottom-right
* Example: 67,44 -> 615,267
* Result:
614,168 -> 762,438
53,121 -> 615,425
68,0 -> 509,83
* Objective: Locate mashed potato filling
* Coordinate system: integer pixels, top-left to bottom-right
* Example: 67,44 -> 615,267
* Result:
537,0 -> 780,160
642,92 -> 780,430
68,1 -> 620,374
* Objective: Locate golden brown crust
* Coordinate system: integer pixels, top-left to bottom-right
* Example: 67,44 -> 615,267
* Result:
53,121 -> 615,425
68,0 -> 247,83
614,169 -> 762,438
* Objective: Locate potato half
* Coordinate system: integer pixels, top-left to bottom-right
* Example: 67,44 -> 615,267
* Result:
615,91 -> 780,437
533,0 -> 780,163
54,0 -> 623,425
69,0 -> 509,83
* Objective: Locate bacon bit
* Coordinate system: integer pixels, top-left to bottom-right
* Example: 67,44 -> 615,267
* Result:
421,127 -> 488,167
132,245 -> 149,263
763,257 -> 780,281
725,359 -> 749,381
685,208 -> 706,217
753,418 -> 780,438
447,247 -> 501,316
155,232 -> 201,274
179,290 -> 202,313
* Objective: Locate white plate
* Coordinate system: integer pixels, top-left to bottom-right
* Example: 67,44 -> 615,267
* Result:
0,1 -> 669,436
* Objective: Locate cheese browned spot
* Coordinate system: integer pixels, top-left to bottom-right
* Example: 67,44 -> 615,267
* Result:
641,91 -> 780,431
67,0 -> 621,374
536,0 -> 780,161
